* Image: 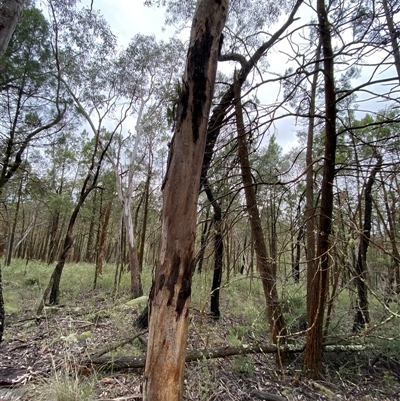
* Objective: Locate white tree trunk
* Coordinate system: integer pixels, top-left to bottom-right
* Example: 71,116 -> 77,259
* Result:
122,201 -> 143,298
107,97 -> 149,298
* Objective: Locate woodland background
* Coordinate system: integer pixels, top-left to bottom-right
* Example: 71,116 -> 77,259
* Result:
0,0 -> 400,399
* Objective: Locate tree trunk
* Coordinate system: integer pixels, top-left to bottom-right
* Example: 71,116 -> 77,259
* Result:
234,72 -> 287,344
85,342 -> 367,372
210,216 -> 223,318
48,231 -> 73,304
353,154 -> 382,332
38,199 -> 83,313
73,233 -> 83,263
305,40 -> 320,322
304,0 -> 336,379
47,210 -> 60,264
108,129 -> 144,298
138,159 -> 152,272
94,198 -> 112,290
380,175 -> 400,297
123,203 -> 143,299
292,196 -> 305,283
143,1 -> 228,399
194,205 -> 210,274
267,192 -> 279,283
85,190 -> 97,263
382,0 -> 400,83
204,178 -> 223,319
113,217 -> 125,297
5,172 -> 23,266
0,0 -> 24,59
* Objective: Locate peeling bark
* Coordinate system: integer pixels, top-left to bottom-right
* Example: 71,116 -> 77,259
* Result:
143,1 -> 228,400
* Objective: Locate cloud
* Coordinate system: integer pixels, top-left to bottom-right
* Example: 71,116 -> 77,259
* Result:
84,0 -> 170,47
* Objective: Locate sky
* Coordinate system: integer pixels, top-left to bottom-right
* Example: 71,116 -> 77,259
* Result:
78,0 -> 301,152
80,1 -> 397,154
84,0 -> 171,46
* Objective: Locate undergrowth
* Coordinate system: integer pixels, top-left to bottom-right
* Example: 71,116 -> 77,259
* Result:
1,258 -> 400,400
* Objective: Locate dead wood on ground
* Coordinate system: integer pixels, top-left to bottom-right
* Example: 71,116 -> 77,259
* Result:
82,342 -> 369,372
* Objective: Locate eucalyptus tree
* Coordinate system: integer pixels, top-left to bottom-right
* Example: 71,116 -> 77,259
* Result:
334,112 -> 400,329
202,0 -> 303,327
0,5 -> 66,194
143,0 -> 305,371
167,0 -> 305,325
104,34 -> 184,299
281,24 -> 323,287
353,151 -> 383,331
142,0 -> 228,399
303,0 -> 337,379
234,76 -> 288,343
0,3 -> 67,342
267,0 -> 400,376
36,0 -> 135,311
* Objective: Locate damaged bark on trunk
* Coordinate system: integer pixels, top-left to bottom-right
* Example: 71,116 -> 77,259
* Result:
143,1 -> 228,400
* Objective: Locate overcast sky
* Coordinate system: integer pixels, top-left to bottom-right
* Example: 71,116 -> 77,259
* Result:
84,1 -> 170,46
79,1 -> 396,154
77,1 -> 305,152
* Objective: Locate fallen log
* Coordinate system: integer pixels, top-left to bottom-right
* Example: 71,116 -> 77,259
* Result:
83,343 -> 295,372
251,390 -> 287,401
91,330 -> 147,358
81,342 -> 369,372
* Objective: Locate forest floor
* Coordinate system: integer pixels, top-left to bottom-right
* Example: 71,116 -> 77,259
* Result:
1,262 -> 400,400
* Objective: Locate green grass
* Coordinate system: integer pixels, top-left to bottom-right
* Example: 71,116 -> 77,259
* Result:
3,257 -> 399,345
0,258 -> 275,346
2,257 -> 400,400
2,259 -> 154,314
36,368 -> 97,401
